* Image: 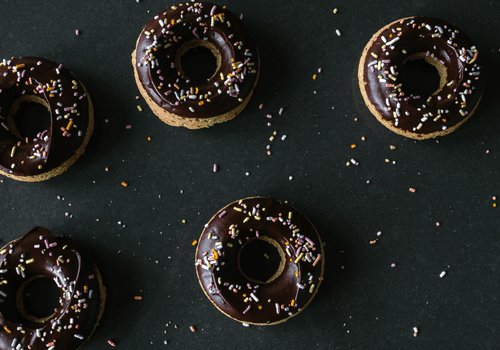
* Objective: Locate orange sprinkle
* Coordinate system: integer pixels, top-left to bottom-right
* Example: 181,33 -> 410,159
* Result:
121,182 -> 128,187
4,326 -> 11,333
494,203 -> 497,208
134,296 -> 143,300
147,136 -> 151,141
198,101 -> 204,106
295,270 -> 299,277
66,120 -> 73,130
258,305 -> 263,310
291,299 -> 295,307
285,241 -> 290,245
312,74 -> 317,80
192,240 -> 198,246
212,249 -> 219,260
351,144 -> 357,149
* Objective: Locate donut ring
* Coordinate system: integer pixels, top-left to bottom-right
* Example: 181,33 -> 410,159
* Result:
132,2 -> 260,129
358,17 -> 484,139
0,227 -> 106,350
0,57 -> 94,181
195,197 -> 325,325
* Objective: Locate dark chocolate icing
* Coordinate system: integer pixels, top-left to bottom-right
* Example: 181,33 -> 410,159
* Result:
361,17 -> 484,135
195,197 -> 324,325
134,2 -> 259,119
0,57 -> 92,177
0,227 -> 104,349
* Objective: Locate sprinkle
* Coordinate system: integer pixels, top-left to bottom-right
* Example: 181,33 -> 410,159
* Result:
75,29 -> 80,35
391,263 -> 396,268
409,188 -> 416,193
134,296 -> 143,300
312,254 -> 322,267
121,182 -> 128,187
312,74 -> 317,80
336,29 -> 341,36
137,105 -> 143,112
107,340 -> 117,347
439,271 -> 446,278
333,8 -> 338,13
250,293 -> 259,302
243,305 -> 251,314
74,334 -> 84,340
190,326 -> 196,332
192,240 -> 198,246
213,164 -> 218,172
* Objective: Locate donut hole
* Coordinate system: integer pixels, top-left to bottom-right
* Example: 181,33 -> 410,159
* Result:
238,236 -> 286,284
7,96 -> 51,140
16,276 -> 60,326
175,39 -> 221,84
399,53 -> 447,98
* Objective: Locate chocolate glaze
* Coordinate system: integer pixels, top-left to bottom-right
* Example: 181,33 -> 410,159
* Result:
0,57 -> 92,177
361,17 -> 484,135
134,2 -> 259,119
195,197 -> 324,325
0,227 -> 104,349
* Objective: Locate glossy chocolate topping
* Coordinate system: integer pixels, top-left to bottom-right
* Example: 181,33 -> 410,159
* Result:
0,227 -> 104,349
0,57 -> 92,177
361,17 -> 484,135
134,2 -> 259,119
195,197 -> 324,325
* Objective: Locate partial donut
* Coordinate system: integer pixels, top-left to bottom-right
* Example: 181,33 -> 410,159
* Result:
132,2 -> 260,129
0,227 -> 106,349
195,197 -> 325,325
0,57 -> 94,181
358,17 -> 484,139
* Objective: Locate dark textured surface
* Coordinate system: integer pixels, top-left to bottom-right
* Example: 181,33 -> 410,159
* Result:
1,0 -> 499,349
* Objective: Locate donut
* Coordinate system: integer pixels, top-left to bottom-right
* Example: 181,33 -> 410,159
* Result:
0,57 -> 94,181
195,197 -> 325,325
0,227 -> 106,349
132,2 -> 260,129
358,17 -> 484,140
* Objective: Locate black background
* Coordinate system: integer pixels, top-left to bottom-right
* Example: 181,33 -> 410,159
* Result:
1,0 -> 500,349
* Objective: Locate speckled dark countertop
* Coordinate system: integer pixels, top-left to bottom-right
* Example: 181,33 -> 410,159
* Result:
1,0 -> 499,349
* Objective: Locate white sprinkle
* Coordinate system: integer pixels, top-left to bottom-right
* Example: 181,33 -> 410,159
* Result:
213,164 -> 218,172
376,231 -> 382,236
439,271 -> 446,278
336,29 -> 341,36
413,327 -> 419,333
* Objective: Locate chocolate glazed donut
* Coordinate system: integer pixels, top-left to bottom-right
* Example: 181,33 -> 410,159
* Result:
132,2 -> 259,129
0,227 -> 106,350
358,17 -> 484,139
195,197 -> 325,325
0,57 -> 94,181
